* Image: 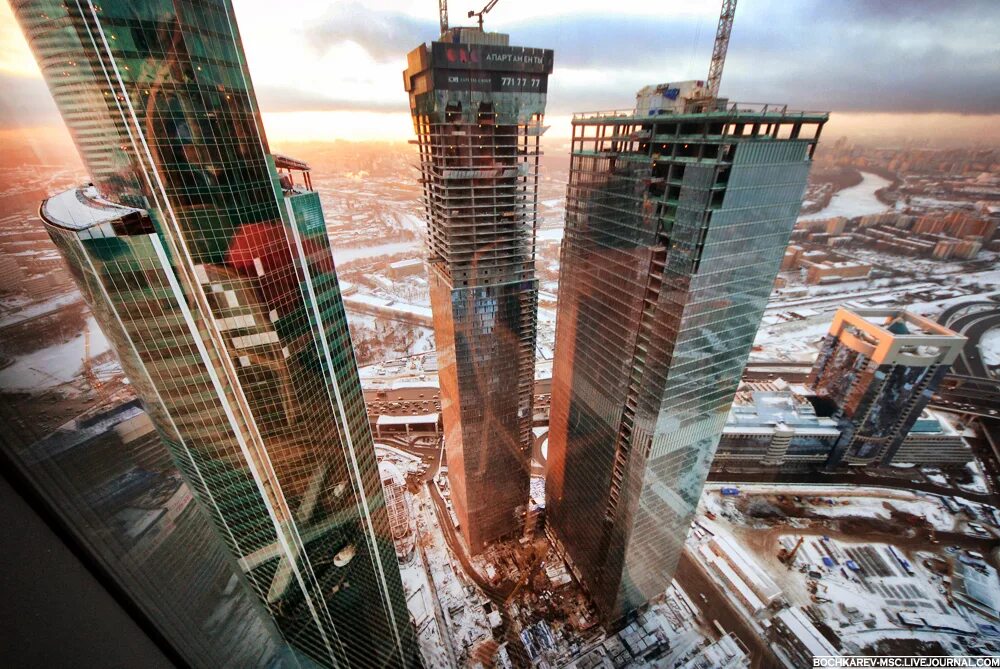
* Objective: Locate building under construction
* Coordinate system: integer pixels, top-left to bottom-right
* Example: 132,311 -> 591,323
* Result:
403,27 -> 553,552
809,307 -> 966,468
546,82 -> 828,622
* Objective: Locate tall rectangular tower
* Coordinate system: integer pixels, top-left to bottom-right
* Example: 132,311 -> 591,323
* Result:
14,1 -> 420,666
403,28 -> 553,552
809,307 -> 965,468
546,88 -> 827,623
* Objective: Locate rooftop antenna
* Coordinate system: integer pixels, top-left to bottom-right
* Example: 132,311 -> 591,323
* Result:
705,0 -> 738,99
468,0 -> 501,31
439,0 -> 449,35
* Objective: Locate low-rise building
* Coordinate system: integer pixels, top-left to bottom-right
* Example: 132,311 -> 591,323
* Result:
772,607 -> 840,667
952,559 -> 1000,623
679,633 -> 749,669
374,412 -> 442,438
387,258 -> 424,279
714,389 -> 972,469
708,534 -> 782,606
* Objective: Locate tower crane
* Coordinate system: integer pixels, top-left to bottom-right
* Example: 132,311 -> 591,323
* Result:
439,0 -> 449,35
705,0 -> 738,99
468,0 -> 501,31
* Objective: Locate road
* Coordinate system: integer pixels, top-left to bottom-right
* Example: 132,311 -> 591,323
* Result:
675,550 -> 782,669
943,307 -> 1000,377
935,303 -> 1000,481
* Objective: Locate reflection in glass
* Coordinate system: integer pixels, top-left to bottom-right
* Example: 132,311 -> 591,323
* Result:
12,1 -> 420,666
546,99 -> 827,623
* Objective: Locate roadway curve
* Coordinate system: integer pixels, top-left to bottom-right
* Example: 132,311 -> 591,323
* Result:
938,301 -> 1000,379
935,301 -> 1000,418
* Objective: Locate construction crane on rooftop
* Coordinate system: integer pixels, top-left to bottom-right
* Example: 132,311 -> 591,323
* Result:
468,0 -> 501,31
439,0 -> 449,35
705,0 -> 738,99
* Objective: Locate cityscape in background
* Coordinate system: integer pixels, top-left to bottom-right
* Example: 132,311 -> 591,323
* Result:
1,1 -> 999,668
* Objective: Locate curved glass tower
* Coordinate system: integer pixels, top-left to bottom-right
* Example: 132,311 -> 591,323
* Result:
13,1 -> 420,666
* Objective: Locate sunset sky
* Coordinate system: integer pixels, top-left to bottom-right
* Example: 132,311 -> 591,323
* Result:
1,0 -> 998,147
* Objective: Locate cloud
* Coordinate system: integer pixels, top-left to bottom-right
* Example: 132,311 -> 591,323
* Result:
510,2 -> 1000,115
305,2 -> 435,62
255,86 -> 407,113
299,1 -> 999,115
5,0 -> 997,123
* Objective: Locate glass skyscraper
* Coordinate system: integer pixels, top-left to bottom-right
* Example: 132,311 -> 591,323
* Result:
546,89 -> 827,623
13,1 -> 420,666
0,400 -> 293,667
403,28 -> 553,552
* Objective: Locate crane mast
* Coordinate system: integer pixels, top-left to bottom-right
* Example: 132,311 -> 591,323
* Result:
439,0 -> 449,35
705,0 -> 737,99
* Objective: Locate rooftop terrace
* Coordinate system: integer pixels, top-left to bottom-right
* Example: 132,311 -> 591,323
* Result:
41,185 -> 146,233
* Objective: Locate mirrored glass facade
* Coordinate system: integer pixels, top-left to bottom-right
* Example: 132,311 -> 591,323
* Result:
14,1 -> 420,666
403,30 -> 553,551
546,104 -> 827,623
0,400 -> 292,668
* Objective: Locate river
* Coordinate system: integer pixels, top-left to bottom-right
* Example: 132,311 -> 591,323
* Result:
799,171 -> 893,221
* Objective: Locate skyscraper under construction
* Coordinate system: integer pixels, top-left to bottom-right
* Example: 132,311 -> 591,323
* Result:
403,28 -> 553,552
546,83 -> 827,623
14,1 -> 419,666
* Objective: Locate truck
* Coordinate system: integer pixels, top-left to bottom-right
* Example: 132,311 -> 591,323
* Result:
720,487 -> 740,497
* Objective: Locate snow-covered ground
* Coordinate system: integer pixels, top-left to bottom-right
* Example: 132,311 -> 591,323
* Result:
0,315 -> 109,392
0,291 -> 81,328
799,171 -> 893,221
957,268 -> 1000,290
537,225 -> 564,242
330,240 -> 420,265
803,495 -> 956,532
981,328 -> 1000,368
694,484 -> 1000,659
959,460 -> 990,495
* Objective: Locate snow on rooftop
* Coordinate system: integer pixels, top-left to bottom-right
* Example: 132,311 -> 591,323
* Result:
42,186 -> 144,231
776,607 -> 840,657
389,258 -> 423,269
391,377 -> 439,390
710,533 -> 782,603
706,551 -> 766,614
376,413 -> 439,425
378,459 -> 406,486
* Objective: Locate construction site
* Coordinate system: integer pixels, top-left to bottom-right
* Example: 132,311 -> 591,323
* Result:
689,484 -> 1000,665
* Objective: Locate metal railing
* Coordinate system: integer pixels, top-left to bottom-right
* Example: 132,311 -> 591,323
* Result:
573,101 -> 828,121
